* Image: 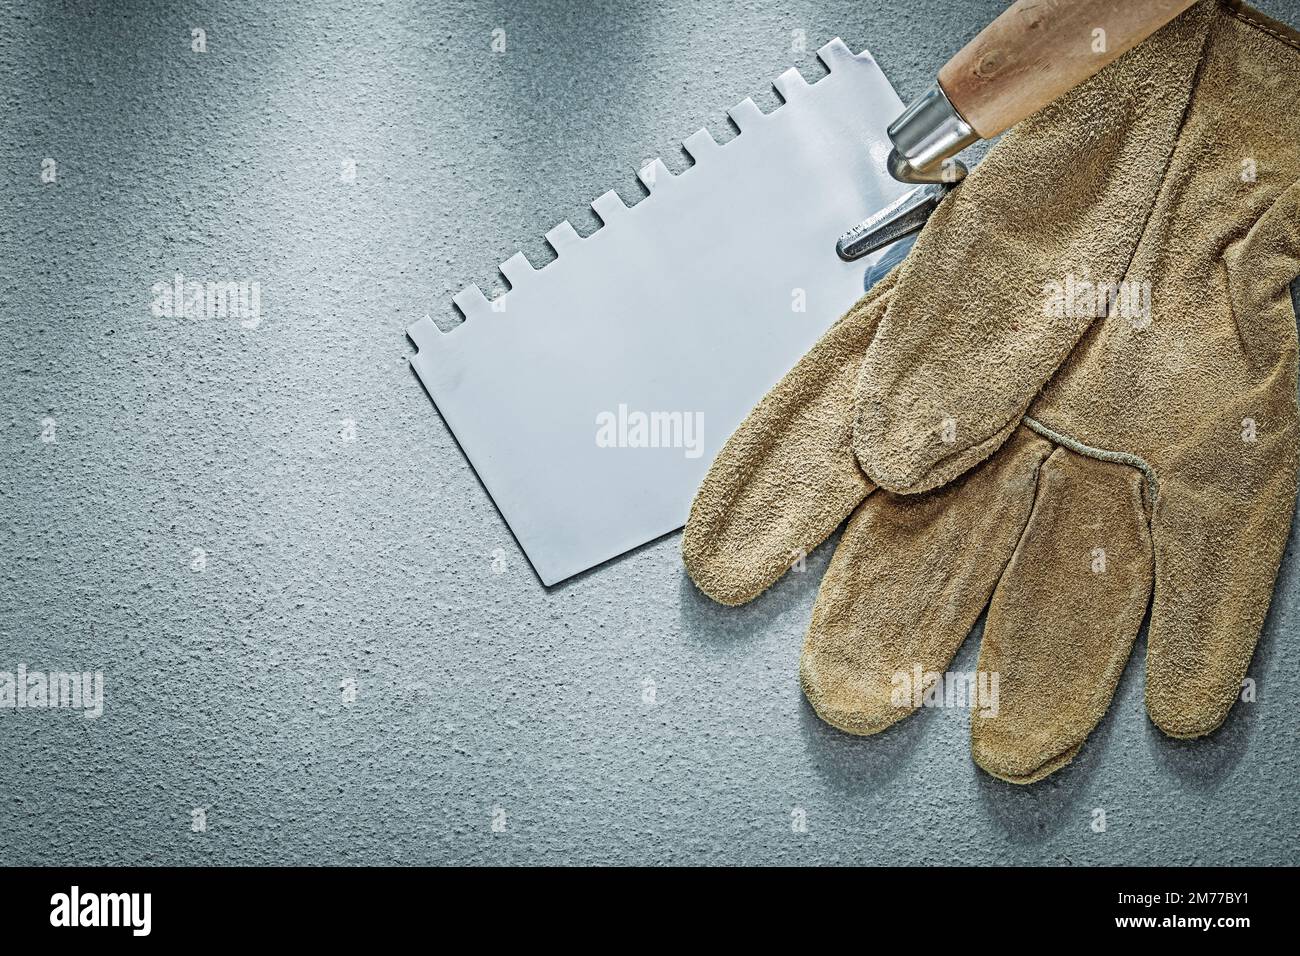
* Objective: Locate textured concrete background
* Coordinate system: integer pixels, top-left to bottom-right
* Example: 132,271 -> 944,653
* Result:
2,0 -> 1298,865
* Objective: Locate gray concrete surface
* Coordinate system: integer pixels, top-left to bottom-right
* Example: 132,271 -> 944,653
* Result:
2,0 -> 1298,866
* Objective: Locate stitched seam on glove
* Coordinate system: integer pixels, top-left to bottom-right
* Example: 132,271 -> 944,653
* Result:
1227,0 -> 1300,49
1022,415 -> 1159,507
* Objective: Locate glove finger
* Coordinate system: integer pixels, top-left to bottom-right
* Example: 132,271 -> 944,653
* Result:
852,4 -> 1214,495
971,448 -> 1153,784
681,274 -> 898,606
1145,462 -> 1298,738
1145,179 -> 1300,736
800,425 -> 1053,735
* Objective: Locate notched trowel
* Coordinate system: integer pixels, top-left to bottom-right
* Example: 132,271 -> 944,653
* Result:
408,0 -> 1197,586
409,40 -> 909,586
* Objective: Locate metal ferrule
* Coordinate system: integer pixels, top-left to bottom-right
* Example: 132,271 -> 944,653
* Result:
886,82 -> 979,183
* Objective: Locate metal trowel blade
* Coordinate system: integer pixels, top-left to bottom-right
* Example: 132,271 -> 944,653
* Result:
408,39 -> 909,585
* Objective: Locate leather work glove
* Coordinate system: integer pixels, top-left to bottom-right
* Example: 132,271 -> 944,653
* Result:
682,0 -> 1300,783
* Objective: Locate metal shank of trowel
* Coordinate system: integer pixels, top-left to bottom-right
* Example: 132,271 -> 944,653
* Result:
834,82 -> 972,260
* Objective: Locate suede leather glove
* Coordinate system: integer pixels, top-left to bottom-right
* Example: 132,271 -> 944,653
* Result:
683,0 -> 1300,783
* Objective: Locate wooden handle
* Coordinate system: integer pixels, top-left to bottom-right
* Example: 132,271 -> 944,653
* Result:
938,0 -> 1197,138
